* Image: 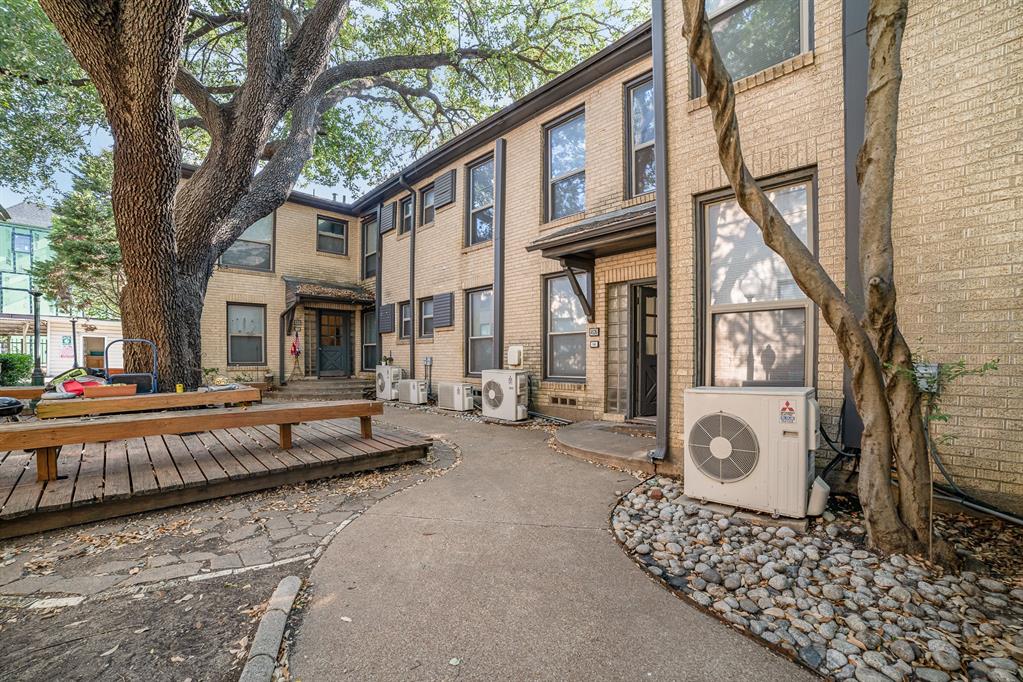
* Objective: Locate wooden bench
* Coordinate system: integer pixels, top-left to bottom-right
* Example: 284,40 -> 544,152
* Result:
0,386 -> 44,400
36,387 -> 261,419
0,400 -> 382,482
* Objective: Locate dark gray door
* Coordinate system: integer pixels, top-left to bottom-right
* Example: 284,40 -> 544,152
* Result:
633,285 -> 657,417
317,311 -> 349,377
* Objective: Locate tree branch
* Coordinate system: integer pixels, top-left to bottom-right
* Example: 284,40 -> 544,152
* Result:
184,9 -> 248,45
311,48 -> 490,98
174,67 -> 225,138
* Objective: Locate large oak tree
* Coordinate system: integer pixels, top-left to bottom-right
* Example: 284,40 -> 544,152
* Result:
23,0 -> 641,387
681,0 -> 949,559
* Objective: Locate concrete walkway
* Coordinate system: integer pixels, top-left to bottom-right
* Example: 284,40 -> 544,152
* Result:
292,408 -> 812,680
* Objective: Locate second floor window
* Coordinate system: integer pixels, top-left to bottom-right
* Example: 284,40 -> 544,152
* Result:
400,196 -> 414,234
546,111 -> 585,220
698,0 -> 810,94
467,157 -> 494,245
628,77 -> 655,196
222,213 -> 273,271
362,217 -> 377,278
316,216 -> 347,254
420,185 -> 436,225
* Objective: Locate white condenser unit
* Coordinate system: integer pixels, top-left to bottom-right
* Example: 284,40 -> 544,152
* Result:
398,379 -> 428,405
375,365 -> 404,401
684,387 -> 819,518
481,370 -> 529,421
438,382 -> 474,411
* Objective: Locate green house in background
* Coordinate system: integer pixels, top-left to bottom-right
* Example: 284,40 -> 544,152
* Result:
0,202 -> 123,376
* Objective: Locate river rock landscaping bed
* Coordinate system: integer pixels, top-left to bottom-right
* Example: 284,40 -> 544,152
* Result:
613,478 -> 1023,681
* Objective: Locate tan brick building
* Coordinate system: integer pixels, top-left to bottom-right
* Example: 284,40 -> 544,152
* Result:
206,0 -> 1021,504
198,185 -> 374,385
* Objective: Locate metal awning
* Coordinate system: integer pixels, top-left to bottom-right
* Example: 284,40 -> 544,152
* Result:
525,201 -> 656,261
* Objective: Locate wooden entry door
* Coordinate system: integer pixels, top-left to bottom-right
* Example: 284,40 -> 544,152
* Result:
632,284 -> 657,417
317,311 -> 350,377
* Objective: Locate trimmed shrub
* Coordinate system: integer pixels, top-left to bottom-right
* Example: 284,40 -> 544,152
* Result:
0,353 -> 34,386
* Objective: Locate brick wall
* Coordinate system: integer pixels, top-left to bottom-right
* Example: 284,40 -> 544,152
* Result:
200,200 -> 369,382
662,0 -> 1023,501
375,57 -> 656,417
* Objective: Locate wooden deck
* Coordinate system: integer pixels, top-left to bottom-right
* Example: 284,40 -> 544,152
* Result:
0,418 -> 430,539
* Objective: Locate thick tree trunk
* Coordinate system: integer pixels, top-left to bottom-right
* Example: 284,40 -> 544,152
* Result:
680,0 -> 947,561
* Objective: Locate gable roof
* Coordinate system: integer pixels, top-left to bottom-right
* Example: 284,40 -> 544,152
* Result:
4,201 -> 53,228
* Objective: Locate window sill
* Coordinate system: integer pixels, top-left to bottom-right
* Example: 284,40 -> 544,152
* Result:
417,337 -> 434,344
541,379 -> 586,389
686,51 -> 816,112
396,231 -> 411,242
315,250 -> 351,260
462,240 -> 493,254
217,266 -> 276,277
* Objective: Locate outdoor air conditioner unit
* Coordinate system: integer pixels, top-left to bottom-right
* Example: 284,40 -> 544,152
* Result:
481,369 -> 529,421
398,379 -> 428,405
375,365 -> 404,401
438,382 -> 474,411
683,387 -> 819,518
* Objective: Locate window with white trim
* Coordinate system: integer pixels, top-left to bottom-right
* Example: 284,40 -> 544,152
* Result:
420,185 -> 436,225
316,216 -> 347,254
466,288 -> 494,375
627,76 -> 655,196
467,157 -> 494,245
704,179 -> 813,387
222,214 -> 273,271
227,304 -> 266,365
400,196 -> 413,234
546,112 -> 585,220
545,272 -> 590,380
398,301 -> 412,339
362,217 -> 377,278
361,308 -> 377,370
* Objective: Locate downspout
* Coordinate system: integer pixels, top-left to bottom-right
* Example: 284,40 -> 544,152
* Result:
650,0 -> 670,462
399,173 -> 415,378
374,202 -> 383,365
493,138 -> 507,368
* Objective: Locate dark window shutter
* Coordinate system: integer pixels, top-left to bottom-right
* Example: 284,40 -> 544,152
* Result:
433,292 -> 454,328
378,303 -> 395,333
379,202 -> 396,233
434,169 -> 457,207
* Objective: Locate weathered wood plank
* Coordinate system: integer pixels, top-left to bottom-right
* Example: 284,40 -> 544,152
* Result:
144,436 -> 185,491
71,441 -> 106,505
253,423 -> 338,464
36,387 -> 261,419
102,440 -> 132,500
125,437 -> 159,495
307,421 -> 393,457
162,435 -> 207,488
240,426 -> 321,468
0,462 -> 45,518
36,444 -> 83,512
0,386 -> 44,400
228,427 -> 304,469
300,422 -> 377,460
179,433 -> 228,484
0,451 -> 30,511
195,431 -> 256,480
211,429 -> 288,474
0,400 -> 383,451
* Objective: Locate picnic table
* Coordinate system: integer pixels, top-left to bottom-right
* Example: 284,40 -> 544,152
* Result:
0,399 -> 383,482
36,387 -> 261,419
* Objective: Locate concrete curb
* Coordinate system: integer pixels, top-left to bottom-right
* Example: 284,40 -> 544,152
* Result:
239,575 -> 301,682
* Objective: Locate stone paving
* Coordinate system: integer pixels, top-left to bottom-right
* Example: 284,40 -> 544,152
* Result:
0,423 -> 456,681
1,437 -> 456,606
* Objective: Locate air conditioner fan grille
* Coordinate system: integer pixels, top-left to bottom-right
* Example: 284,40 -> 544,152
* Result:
483,380 -> 504,409
688,412 -> 759,482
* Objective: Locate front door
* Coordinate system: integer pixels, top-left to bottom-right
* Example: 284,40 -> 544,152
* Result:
632,284 -> 657,417
317,311 -> 349,377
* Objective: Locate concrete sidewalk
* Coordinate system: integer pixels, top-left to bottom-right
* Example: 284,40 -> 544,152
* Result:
291,408 -> 812,680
